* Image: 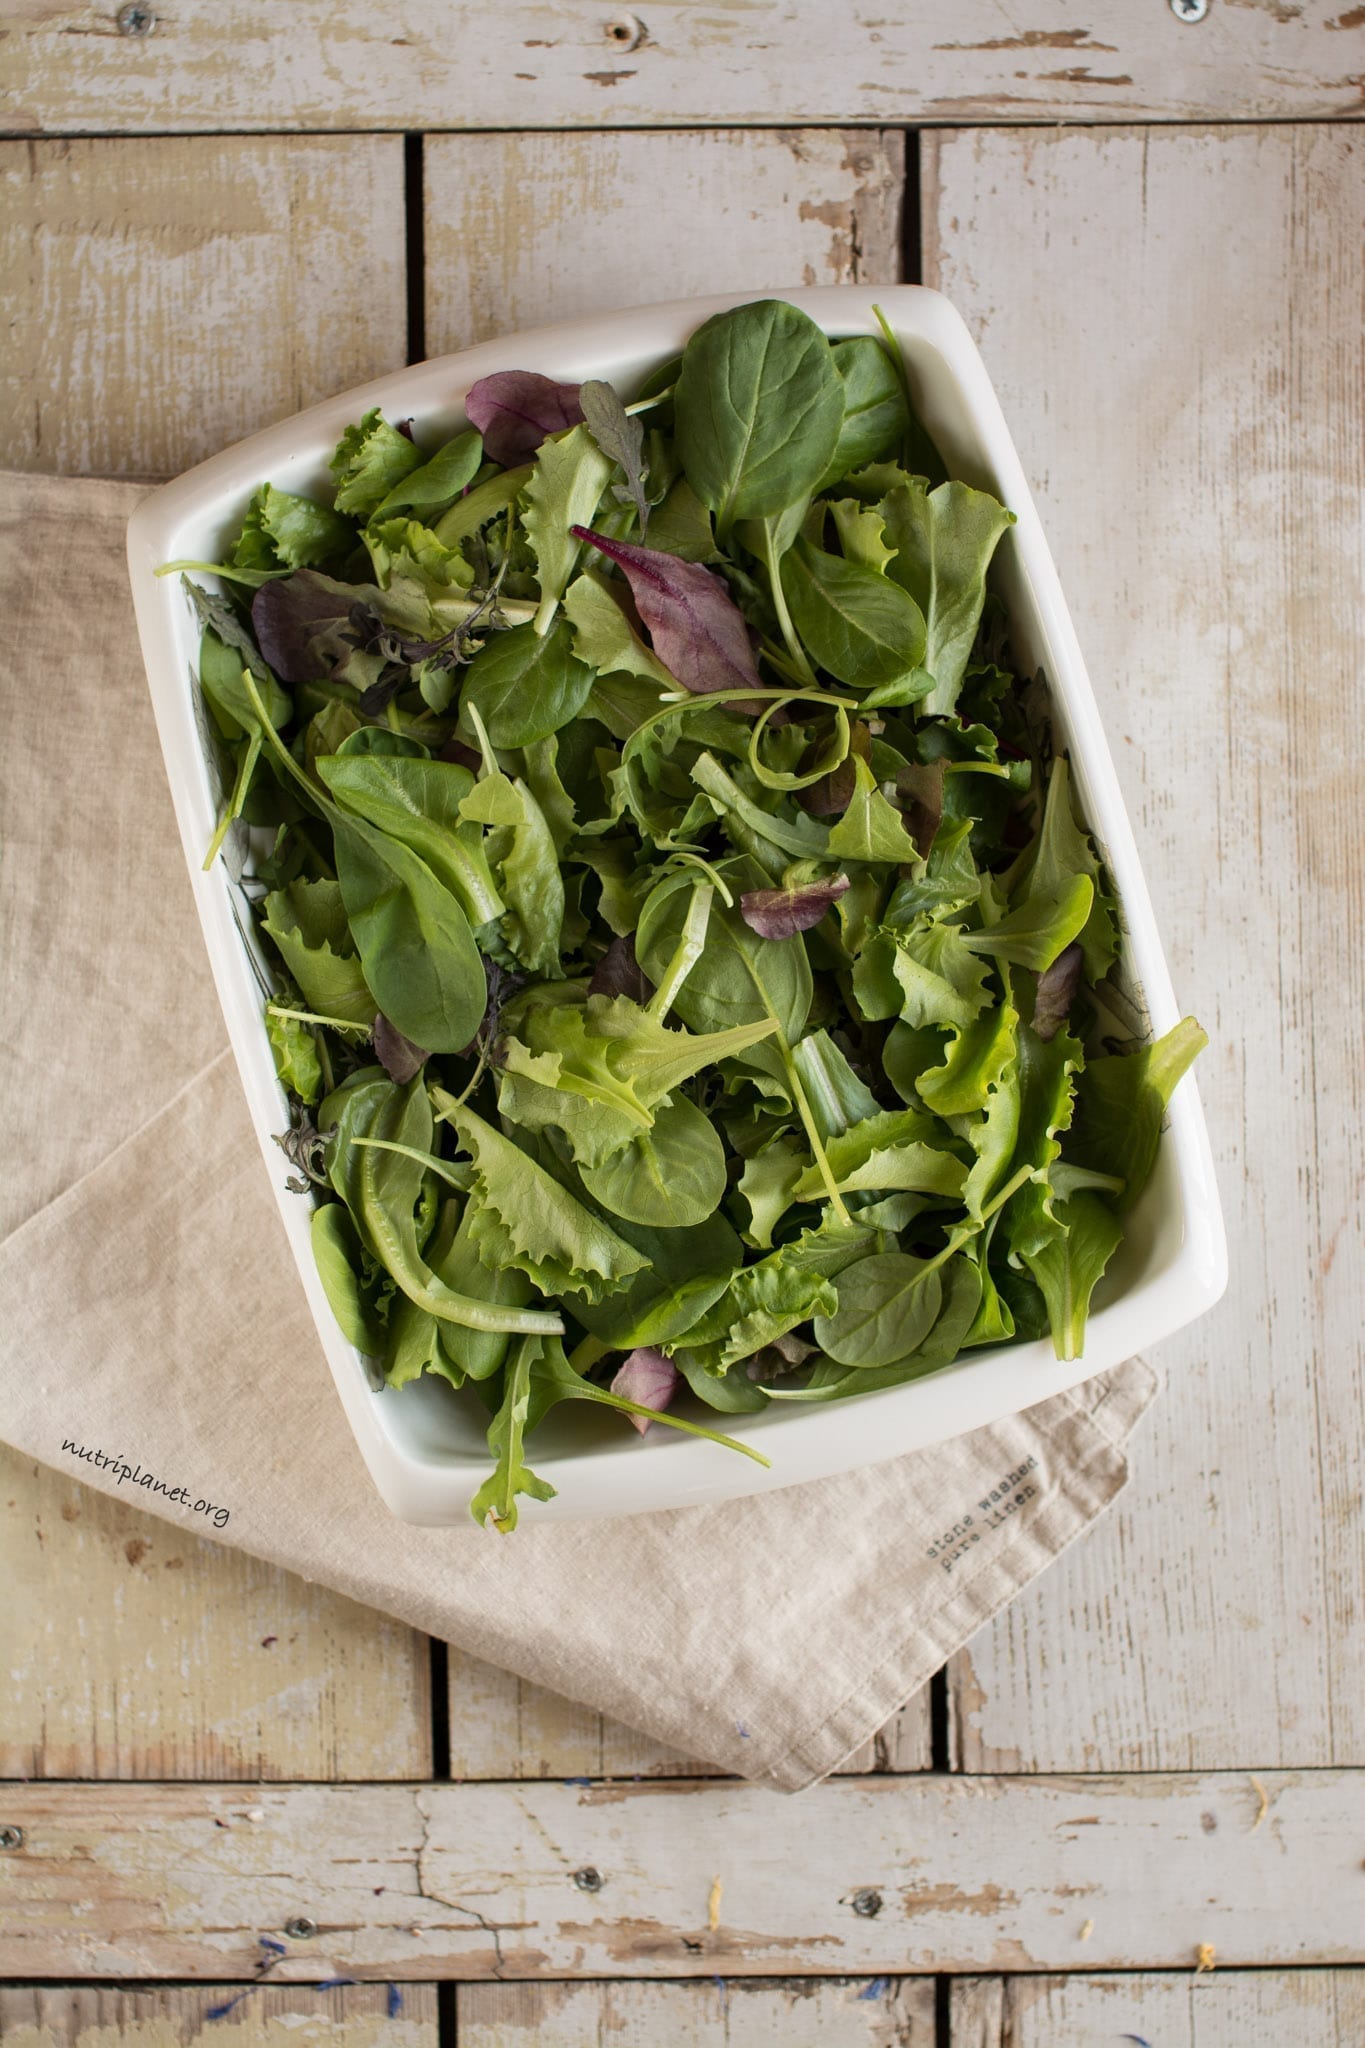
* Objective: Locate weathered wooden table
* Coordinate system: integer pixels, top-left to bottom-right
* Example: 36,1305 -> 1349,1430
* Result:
3,7 -> 1363,2042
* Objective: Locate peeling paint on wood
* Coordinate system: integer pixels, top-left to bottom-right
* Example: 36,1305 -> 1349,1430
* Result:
927,123 -> 1365,1776
954,1969 -> 1365,2046
1,1773 -> 1362,1978
423,129 -> 903,355
0,136 -> 408,475
2,3 -> 1360,132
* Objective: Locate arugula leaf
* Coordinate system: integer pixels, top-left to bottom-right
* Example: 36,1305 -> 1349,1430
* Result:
674,298 -> 844,530
580,378 -> 650,532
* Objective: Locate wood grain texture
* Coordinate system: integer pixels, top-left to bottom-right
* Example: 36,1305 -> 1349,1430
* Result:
1,1450 -> 431,1780
3,4 -> 1361,134
458,1976 -> 934,2044
0,129 -> 431,1784
3,1772 -> 1362,1978
0,1984 -> 437,2046
924,123 -> 1365,1773
951,1970 -> 1365,2047
429,121 -> 927,1783
0,137 -> 407,475
446,1645 -> 930,1780
424,129 -> 904,356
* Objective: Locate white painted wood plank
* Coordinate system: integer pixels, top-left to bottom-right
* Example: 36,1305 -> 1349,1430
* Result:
2,1772 -> 1362,1977
3,4 -> 1360,133
424,129 -> 904,355
0,1983 -> 438,2046
953,1970 -> 1365,2047
0,137 -> 407,475
923,124 -> 1365,1772
0,1449 -> 431,1780
459,1977 -> 934,2045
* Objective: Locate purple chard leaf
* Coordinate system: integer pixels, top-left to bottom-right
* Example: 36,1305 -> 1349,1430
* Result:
373,1012 -> 429,1084
569,527 -> 762,696
1032,940 -> 1083,1043
740,873 -> 851,939
465,370 -> 584,466
609,1347 -> 680,1434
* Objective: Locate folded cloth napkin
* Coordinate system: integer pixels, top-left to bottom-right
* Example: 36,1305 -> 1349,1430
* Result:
0,472 -> 1157,1791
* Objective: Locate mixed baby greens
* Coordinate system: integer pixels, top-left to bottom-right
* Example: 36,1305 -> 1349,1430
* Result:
173,298 -> 1204,1530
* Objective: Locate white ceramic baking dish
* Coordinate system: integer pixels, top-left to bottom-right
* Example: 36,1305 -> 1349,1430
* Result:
126,286 -> 1226,1525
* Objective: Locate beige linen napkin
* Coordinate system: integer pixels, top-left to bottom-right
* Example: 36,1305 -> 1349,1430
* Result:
0,473 -> 1157,1791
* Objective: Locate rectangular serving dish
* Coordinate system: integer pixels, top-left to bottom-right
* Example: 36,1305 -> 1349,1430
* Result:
126,286 -> 1227,1525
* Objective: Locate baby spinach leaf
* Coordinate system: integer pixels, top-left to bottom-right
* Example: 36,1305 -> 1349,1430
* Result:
674,298 -> 844,530
465,370 -> 584,466
564,1211 -> 742,1349
637,857 -> 812,1042
572,528 -> 762,696
370,429 -> 484,523
460,618 -> 596,749
333,818 -> 487,1055
818,336 -> 912,488
581,1092 -> 727,1228
781,537 -> 927,690
311,1202 -> 386,1356
330,408 -> 423,519
813,1250 -> 944,1368
317,753 -> 505,929
880,479 -> 1015,716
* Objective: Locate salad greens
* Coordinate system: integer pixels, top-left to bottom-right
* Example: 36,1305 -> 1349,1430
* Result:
169,298 -> 1205,1530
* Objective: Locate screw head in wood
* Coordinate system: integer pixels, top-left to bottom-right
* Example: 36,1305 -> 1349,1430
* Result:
572,1865 -> 604,1892
604,13 -> 644,49
1169,0 -> 1208,19
851,1887 -> 883,1917
283,1915 -> 317,1939
116,3 -> 157,34
0,1826 -> 22,1850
